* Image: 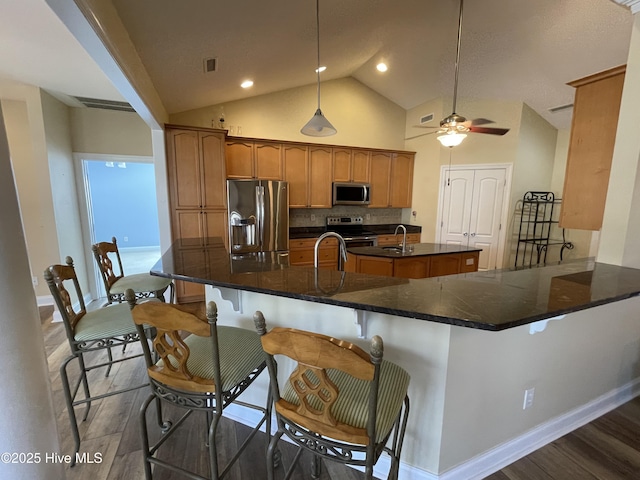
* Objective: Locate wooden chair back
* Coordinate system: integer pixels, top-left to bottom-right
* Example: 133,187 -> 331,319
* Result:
44,256 -> 87,339
125,291 -> 220,394
254,311 -> 382,445
91,236 -> 124,290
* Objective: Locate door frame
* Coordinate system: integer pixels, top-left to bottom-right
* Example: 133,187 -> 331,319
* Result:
435,163 -> 513,270
74,152 -> 154,299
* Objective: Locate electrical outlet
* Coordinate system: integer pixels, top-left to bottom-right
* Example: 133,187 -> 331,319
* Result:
523,387 -> 535,410
365,213 -> 371,220
310,214 -> 316,222
124,236 -> 129,242
32,276 -> 38,286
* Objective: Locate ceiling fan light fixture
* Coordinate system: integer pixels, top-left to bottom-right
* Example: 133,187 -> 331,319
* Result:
437,132 -> 467,148
302,0 -> 336,137
301,108 -> 337,136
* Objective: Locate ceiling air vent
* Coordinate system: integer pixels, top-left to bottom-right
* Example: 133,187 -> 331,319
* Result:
419,113 -> 434,124
204,57 -> 218,73
74,96 -> 135,113
548,103 -> 574,114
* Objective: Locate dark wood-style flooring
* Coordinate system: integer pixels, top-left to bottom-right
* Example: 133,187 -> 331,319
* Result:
41,304 -> 640,479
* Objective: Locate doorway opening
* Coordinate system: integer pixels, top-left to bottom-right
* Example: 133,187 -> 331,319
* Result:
76,154 -> 160,298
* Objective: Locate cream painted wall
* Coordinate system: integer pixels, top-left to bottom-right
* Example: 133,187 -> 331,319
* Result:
170,77 -> 407,151
1,95 -> 60,297
599,13 -> 640,267
70,107 -> 152,155
41,91 -> 91,297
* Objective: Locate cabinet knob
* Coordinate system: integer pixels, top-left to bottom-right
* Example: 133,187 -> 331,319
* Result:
463,232 -> 468,237
470,233 -> 476,237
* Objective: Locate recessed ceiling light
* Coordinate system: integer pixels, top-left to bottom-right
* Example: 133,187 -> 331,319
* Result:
315,66 -> 327,73
376,63 -> 388,72
240,80 -> 254,88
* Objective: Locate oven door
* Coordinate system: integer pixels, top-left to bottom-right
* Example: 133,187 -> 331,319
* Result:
342,236 -> 377,248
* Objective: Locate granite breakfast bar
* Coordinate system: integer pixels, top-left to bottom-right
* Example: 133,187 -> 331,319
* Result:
151,239 -> 640,479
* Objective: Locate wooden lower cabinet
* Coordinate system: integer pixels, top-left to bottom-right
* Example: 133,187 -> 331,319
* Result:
289,237 -> 338,269
377,233 -> 420,247
351,250 -> 479,279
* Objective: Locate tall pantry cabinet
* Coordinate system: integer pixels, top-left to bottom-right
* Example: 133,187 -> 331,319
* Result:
165,125 -> 228,302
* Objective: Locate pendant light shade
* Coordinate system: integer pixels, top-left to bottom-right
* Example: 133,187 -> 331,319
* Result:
301,0 -> 336,137
301,108 -> 337,136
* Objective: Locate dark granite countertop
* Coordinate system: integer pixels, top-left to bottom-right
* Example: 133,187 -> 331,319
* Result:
289,223 -> 421,239
348,243 -> 481,258
152,238 -> 640,331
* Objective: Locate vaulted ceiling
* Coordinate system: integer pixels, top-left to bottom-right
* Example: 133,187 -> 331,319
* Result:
0,0 -> 634,130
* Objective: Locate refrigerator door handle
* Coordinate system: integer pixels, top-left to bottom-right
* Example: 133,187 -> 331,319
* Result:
256,185 -> 265,247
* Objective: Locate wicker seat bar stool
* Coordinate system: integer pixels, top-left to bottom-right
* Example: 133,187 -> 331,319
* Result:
92,236 -> 174,304
254,311 -> 411,480
44,256 -> 155,466
125,289 -> 272,480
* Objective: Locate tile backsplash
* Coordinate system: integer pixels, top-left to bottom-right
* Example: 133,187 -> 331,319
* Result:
290,206 -> 403,227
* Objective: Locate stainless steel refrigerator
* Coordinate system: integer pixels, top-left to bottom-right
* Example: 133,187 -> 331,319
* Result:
227,180 -> 289,254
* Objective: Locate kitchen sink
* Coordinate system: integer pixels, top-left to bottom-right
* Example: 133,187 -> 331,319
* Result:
382,246 -> 404,253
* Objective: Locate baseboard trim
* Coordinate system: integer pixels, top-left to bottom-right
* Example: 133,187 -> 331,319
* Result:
221,378 -> 640,480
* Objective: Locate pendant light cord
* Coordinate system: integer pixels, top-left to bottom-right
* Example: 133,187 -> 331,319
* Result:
452,0 -> 464,114
315,0 -> 321,109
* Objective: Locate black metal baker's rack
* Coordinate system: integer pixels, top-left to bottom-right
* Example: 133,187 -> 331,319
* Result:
514,191 -> 574,268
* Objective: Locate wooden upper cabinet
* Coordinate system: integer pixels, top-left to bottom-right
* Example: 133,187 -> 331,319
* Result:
390,152 -> 415,208
352,150 -> 370,183
560,65 -> 626,230
369,152 -> 392,207
309,146 -> 333,208
333,148 -> 370,183
283,145 -> 309,208
200,132 -> 227,209
167,129 -> 202,209
332,148 -> 352,182
226,139 -> 283,180
255,142 -> 283,180
225,140 -> 254,179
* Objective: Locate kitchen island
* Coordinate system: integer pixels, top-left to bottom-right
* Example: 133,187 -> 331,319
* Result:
152,238 -> 640,479
346,243 -> 481,278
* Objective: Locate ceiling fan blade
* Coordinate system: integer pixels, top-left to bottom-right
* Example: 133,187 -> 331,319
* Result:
405,131 -> 440,140
470,118 -> 495,126
468,126 -> 510,136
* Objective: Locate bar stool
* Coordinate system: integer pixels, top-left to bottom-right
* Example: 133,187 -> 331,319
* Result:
44,256 -> 153,465
125,289 -> 271,480
92,236 -> 174,304
253,311 -> 410,480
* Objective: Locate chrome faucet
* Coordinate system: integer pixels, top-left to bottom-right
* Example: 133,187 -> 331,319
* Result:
314,232 -> 348,270
394,224 -> 407,253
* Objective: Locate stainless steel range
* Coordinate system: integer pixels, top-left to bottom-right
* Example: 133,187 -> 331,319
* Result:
326,216 -> 377,247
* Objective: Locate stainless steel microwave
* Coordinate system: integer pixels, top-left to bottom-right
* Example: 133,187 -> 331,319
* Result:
332,182 -> 370,205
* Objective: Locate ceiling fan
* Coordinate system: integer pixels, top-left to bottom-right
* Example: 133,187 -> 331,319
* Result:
407,0 -> 510,147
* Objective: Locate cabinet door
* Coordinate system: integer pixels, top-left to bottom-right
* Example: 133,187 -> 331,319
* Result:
390,153 -> 414,207
172,210 -> 204,247
369,152 -> 392,207
332,148 -> 352,182
174,248 -> 206,303
225,140 -> 254,179
429,254 -> 461,277
255,142 -> 283,180
284,145 -> 309,207
352,150 -> 370,183
357,256 -> 394,276
309,146 -> 333,208
167,129 -> 202,209
202,210 -> 228,248
200,132 -> 226,209
560,67 -> 625,230
394,257 -> 429,279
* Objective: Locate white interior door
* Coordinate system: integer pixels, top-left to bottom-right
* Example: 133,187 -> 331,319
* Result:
439,166 -> 509,270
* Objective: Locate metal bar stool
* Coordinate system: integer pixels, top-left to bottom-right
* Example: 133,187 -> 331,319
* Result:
92,236 -> 174,304
44,256 -> 154,466
125,289 -> 272,479
254,311 -> 410,480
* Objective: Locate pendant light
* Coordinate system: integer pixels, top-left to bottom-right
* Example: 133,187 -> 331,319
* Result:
301,0 -> 336,137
